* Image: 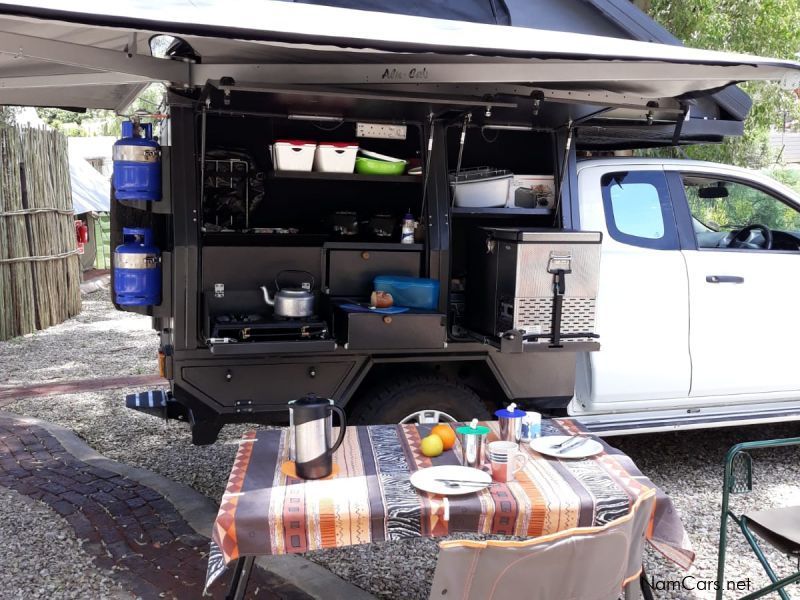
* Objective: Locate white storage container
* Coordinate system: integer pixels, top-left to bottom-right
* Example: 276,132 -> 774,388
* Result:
313,142 -> 359,173
450,167 -> 513,208
506,175 -> 556,209
271,140 -> 317,171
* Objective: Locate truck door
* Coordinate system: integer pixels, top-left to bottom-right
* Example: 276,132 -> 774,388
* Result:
575,166 -> 691,411
673,171 -> 800,399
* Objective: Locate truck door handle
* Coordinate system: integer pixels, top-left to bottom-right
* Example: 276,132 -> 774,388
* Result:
706,275 -> 744,284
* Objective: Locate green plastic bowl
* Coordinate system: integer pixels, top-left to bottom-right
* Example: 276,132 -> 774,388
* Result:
355,156 -> 407,176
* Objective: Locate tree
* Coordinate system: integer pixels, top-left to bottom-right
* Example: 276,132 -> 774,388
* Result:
641,0 -> 800,168
0,106 -> 16,125
36,83 -> 166,137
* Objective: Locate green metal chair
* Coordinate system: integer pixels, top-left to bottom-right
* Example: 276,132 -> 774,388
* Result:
716,437 -> 800,600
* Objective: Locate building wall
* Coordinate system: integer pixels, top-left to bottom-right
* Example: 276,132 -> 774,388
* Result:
770,132 -> 800,164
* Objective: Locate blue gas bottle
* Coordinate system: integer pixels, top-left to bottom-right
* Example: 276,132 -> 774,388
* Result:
113,121 -> 161,201
114,228 -> 161,306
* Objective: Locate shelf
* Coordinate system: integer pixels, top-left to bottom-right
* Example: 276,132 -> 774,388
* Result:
209,339 -> 337,355
450,207 -> 554,217
323,241 -> 423,251
202,232 -> 329,246
269,170 -> 421,183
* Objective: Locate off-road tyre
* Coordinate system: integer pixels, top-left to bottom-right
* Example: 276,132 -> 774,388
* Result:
348,373 -> 491,424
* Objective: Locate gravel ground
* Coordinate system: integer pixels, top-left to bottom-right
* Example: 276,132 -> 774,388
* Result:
3,291 -> 800,600
0,486 -> 127,599
0,289 -> 159,387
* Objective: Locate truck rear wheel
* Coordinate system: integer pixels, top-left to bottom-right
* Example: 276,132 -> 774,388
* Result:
349,374 -> 491,425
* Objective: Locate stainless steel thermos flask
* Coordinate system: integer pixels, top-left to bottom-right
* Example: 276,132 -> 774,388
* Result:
289,395 -> 347,479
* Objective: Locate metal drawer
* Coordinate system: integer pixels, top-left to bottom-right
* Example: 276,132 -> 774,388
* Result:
333,308 -> 446,350
181,361 -> 353,407
325,246 -> 421,297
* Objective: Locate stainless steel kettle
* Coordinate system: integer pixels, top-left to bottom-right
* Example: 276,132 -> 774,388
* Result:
289,394 -> 346,479
260,270 -> 315,318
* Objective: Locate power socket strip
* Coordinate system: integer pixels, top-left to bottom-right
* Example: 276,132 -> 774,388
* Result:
356,122 -> 407,140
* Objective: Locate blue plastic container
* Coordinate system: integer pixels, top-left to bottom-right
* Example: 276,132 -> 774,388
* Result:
114,227 -> 161,306
373,275 -> 439,310
113,121 -> 161,201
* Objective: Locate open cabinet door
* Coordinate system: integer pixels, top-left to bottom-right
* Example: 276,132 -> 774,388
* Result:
0,0 -> 798,114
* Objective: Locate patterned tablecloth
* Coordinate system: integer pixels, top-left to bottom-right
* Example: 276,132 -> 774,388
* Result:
206,419 -> 694,589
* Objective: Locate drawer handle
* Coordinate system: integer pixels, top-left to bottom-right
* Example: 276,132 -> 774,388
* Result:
383,316 -> 393,324
361,251 -> 370,260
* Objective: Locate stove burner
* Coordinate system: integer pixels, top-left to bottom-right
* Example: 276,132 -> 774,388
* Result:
272,314 -> 320,322
214,313 -> 266,323
212,312 -> 328,342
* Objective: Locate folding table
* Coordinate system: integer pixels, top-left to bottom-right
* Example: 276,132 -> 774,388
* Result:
205,419 -> 695,598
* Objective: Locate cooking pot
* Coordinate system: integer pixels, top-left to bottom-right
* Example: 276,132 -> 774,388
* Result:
260,270 -> 315,318
331,211 -> 359,236
367,214 -> 396,238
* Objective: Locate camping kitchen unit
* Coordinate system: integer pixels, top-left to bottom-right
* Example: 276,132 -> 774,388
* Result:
1,1 -> 800,443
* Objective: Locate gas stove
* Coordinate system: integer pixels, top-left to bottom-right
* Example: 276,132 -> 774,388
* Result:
212,312 -> 329,342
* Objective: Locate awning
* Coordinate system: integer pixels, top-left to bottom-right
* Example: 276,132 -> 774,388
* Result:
0,0 -> 798,113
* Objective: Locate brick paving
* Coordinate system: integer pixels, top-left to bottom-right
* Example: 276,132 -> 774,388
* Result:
0,415 -> 307,599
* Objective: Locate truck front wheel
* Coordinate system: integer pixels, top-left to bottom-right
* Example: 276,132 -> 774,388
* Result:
349,374 -> 491,425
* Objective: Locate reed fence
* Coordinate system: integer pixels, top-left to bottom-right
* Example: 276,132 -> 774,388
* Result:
0,126 -> 81,341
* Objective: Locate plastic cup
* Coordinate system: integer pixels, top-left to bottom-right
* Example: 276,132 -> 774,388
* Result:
521,411 -> 542,441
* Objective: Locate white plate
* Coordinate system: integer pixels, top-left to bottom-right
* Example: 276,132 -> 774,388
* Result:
358,149 -> 405,163
410,465 -> 491,496
529,436 -> 604,459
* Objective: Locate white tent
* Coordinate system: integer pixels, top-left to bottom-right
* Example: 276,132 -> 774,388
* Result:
69,148 -> 110,214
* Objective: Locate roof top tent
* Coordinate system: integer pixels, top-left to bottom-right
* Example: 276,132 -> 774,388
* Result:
284,0 -> 756,149
2,1 -> 799,442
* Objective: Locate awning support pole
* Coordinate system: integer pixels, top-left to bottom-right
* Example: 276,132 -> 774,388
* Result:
671,103 -> 688,146
553,119 -> 574,226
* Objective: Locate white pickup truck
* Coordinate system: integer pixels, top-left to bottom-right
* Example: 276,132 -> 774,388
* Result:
572,158 -> 800,434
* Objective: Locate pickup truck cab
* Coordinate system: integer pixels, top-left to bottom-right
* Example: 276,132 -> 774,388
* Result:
574,159 -> 800,434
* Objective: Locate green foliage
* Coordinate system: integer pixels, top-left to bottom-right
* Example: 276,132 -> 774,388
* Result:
687,178 -> 800,232
765,166 -> 800,194
35,83 -> 166,137
643,0 -> 800,167
0,106 -> 16,126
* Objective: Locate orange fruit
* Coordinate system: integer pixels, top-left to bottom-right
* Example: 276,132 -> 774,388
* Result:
431,424 -> 456,450
420,434 -> 444,457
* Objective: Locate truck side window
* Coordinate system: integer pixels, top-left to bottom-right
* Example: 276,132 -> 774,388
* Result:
601,171 -> 678,250
682,175 -> 800,251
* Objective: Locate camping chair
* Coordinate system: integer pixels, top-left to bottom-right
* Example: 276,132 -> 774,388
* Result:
716,437 -> 800,600
429,487 -> 656,600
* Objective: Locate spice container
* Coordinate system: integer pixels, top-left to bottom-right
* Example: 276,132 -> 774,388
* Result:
401,211 -> 417,244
